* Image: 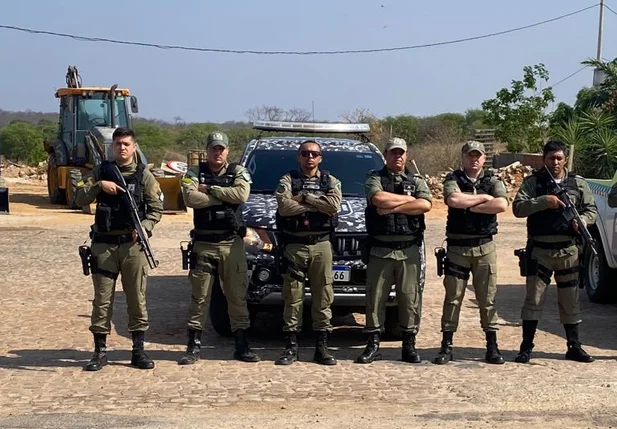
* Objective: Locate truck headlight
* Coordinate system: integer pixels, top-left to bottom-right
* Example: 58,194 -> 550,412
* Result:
244,228 -> 273,253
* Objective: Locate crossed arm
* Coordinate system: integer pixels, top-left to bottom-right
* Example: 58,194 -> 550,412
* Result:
370,190 -> 431,215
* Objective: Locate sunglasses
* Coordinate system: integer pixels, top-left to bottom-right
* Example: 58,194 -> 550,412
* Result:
300,150 -> 322,158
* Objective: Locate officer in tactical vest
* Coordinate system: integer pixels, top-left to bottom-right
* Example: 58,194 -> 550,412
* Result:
75,127 -> 164,371
512,140 -> 597,363
434,141 -> 508,365
274,140 -> 342,366
355,137 -> 432,364
178,131 -> 260,365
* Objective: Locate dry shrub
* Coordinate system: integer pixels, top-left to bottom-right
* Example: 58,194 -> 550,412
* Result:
408,126 -> 463,176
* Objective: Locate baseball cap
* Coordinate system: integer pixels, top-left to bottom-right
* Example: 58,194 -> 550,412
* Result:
462,140 -> 485,155
206,131 -> 229,148
384,137 -> 407,153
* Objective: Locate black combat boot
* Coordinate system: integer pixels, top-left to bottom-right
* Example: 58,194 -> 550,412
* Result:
433,331 -> 454,365
313,331 -> 337,365
84,333 -> 108,371
233,329 -> 261,362
275,333 -> 299,365
564,323 -> 594,363
130,331 -> 155,370
355,332 -> 382,364
514,320 -> 538,363
178,329 -> 202,365
401,331 -> 421,363
485,330 -> 505,364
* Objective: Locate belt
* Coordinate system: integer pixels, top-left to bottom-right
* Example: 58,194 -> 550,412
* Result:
447,236 -> 493,247
92,232 -> 134,245
531,240 -> 576,250
369,236 -> 421,250
281,233 -> 329,245
191,231 -> 237,243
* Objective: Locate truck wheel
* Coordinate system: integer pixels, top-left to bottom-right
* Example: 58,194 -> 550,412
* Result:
584,232 -> 617,304
65,168 -> 82,210
383,306 -> 401,339
209,278 -> 233,337
47,153 -> 66,204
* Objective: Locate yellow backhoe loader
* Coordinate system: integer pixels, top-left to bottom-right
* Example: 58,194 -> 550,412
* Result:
43,66 -> 185,212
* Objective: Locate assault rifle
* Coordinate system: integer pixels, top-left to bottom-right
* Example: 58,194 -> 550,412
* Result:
107,163 -> 159,269
544,166 -> 599,257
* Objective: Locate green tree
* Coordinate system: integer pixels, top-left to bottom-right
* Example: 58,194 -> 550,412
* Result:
551,111 -> 617,178
176,123 -> 218,149
380,115 -> 419,145
548,102 -> 575,130
37,119 -> 59,143
464,109 -> 489,133
482,63 -> 555,152
133,121 -> 170,149
580,57 -> 617,114
0,121 -> 46,164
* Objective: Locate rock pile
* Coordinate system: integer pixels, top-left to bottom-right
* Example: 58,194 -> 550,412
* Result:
2,161 -> 47,181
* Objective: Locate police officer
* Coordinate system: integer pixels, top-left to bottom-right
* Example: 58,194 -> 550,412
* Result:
75,127 -> 164,371
355,137 -> 432,364
178,131 -> 260,365
512,140 -> 597,363
434,141 -> 508,365
274,140 -> 342,366
0,157 -> 7,189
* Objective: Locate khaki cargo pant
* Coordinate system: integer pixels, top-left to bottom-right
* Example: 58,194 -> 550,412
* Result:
441,245 -> 499,332
90,241 -> 149,334
364,244 -> 422,334
282,240 -> 334,332
187,237 -> 250,332
521,244 -> 581,324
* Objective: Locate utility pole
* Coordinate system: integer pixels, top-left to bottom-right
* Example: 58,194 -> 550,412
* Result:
597,0 -> 605,61
593,0 -> 606,87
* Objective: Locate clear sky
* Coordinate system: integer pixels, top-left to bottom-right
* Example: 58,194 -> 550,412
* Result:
0,0 -> 614,124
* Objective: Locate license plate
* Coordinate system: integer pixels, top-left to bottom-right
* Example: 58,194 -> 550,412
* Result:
333,265 -> 350,282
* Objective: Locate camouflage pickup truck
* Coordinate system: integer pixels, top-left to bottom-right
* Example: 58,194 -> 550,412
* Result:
206,121 -> 423,338
582,172 -> 617,303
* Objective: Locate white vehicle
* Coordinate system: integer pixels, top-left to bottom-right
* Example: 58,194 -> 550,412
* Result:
582,171 -> 617,303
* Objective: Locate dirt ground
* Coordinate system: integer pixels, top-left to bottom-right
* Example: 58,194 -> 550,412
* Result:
2,178 -> 617,429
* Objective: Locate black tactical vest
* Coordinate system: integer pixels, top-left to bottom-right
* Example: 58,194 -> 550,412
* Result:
193,162 -> 245,233
95,161 -> 145,232
275,169 -> 338,233
446,169 -> 498,236
365,166 -> 426,237
527,169 -> 581,237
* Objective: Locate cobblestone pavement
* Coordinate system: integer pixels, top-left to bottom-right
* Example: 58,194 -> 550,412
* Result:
2,189 -> 617,428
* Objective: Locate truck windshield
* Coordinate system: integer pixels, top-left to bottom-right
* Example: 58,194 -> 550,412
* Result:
77,95 -> 128,131
245,149 -> 385,197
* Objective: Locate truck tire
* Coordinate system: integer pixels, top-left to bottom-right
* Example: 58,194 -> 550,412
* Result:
65,168 -> 82,210
47,153 -> 66,204
583,231 -> 617,304
209,278 -> 233,337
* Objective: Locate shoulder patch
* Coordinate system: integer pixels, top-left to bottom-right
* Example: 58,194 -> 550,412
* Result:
239,170 -> 252,183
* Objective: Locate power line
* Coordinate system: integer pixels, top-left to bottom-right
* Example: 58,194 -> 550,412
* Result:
0,4 -> 599,56
605,3 -> 617,15
548,66 -> 590,89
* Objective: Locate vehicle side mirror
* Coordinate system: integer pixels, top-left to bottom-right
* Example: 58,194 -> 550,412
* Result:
130,96 -> 139,113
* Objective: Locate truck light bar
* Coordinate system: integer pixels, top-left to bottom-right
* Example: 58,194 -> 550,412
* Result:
252,120 -> 370,134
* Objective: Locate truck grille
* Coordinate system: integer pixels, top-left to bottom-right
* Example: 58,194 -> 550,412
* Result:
333,234 -> 366,259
